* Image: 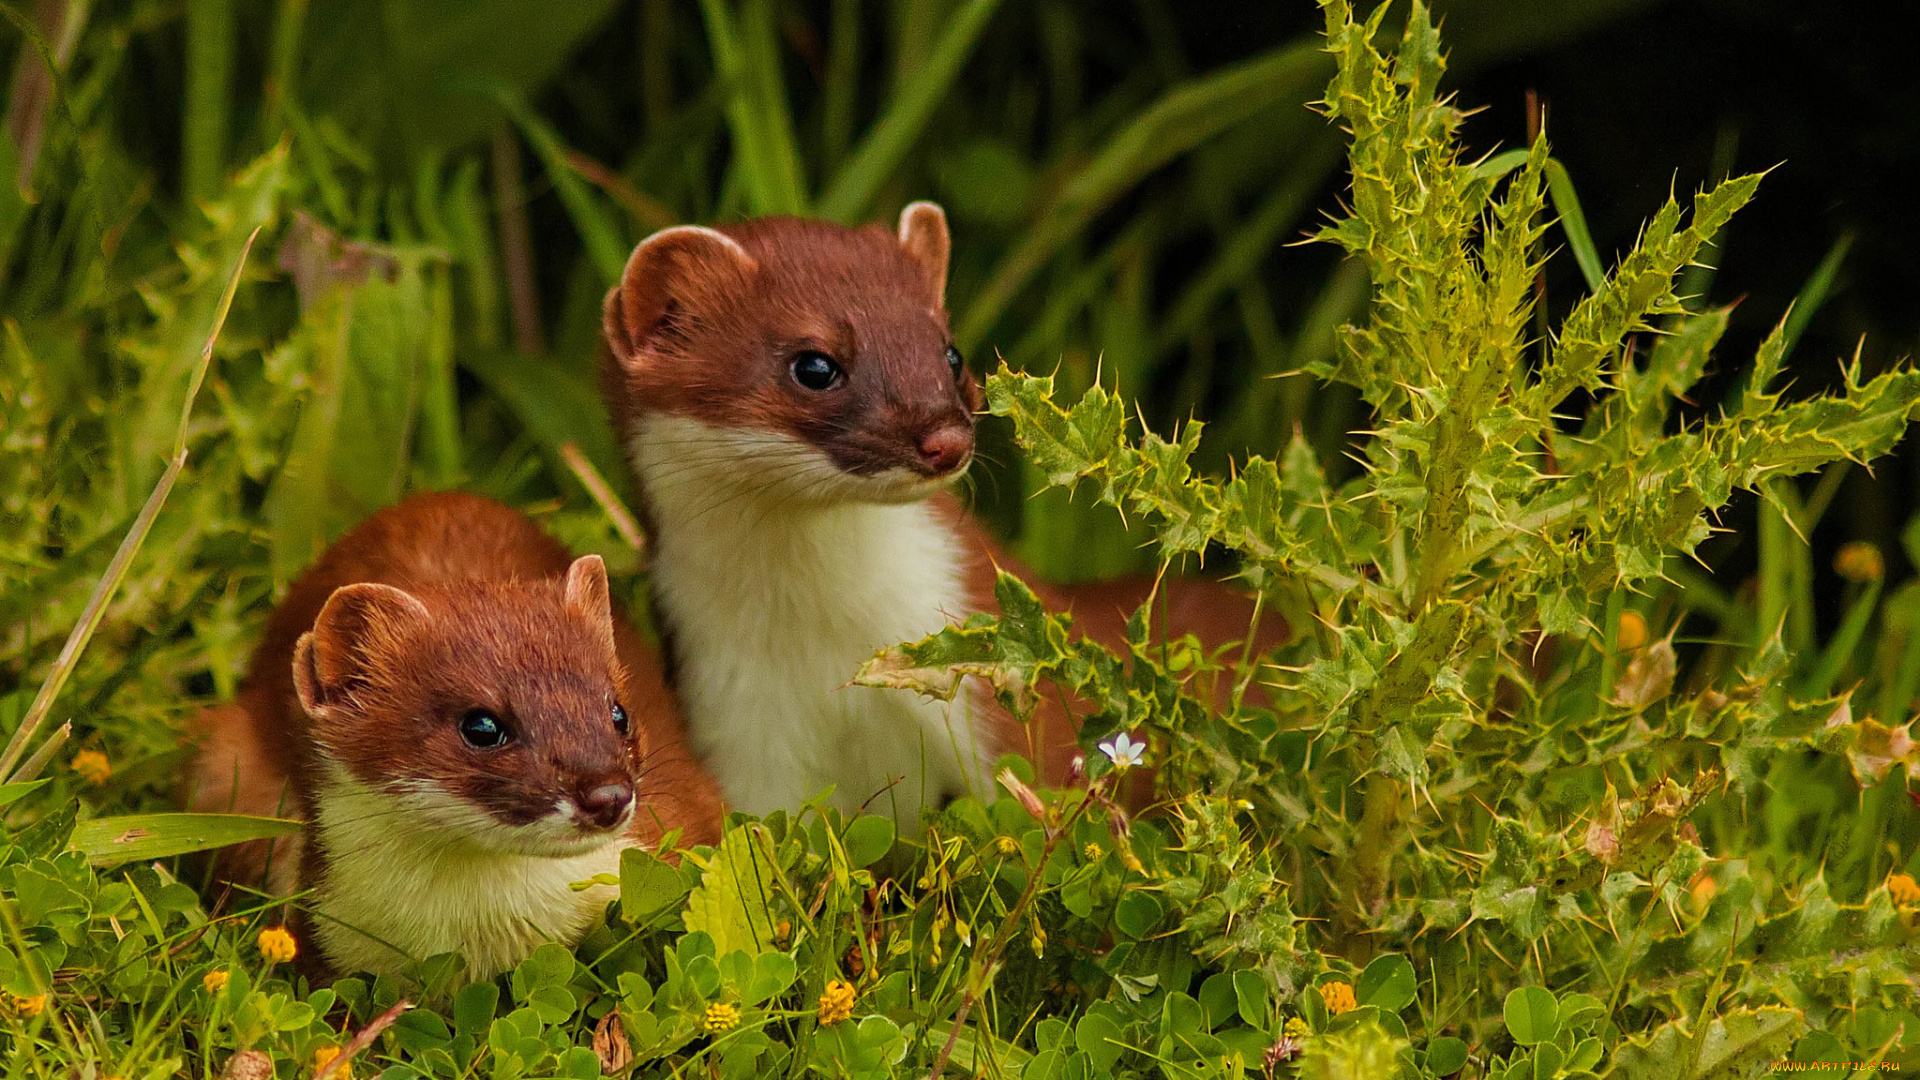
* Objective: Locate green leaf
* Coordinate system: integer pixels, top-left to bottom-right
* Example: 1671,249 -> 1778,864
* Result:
1612,1007 -> 1805,1080
682,825 -> 780,957
67,813 -> 300,867
840,815 -> 895,870
746,950 -> 796,1005
1075,1012 -> 1126,1073
453,981 -> 500,1038
300,0 -> 620,157
1427,1036 -> 1468,1076
1232,969 -> 1270,1028
621,847 -> 693,924
1113,890 -> 1164,940
1355,954 -> 1417,1012
0,779 -> 48,810
1504,987 -> 1559,1046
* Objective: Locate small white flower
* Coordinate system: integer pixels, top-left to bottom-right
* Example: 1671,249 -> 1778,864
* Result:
1099,732 -> 1147,771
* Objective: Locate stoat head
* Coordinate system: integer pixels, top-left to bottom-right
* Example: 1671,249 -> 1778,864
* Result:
603,202 -> 980,505
291,555 -> 640,857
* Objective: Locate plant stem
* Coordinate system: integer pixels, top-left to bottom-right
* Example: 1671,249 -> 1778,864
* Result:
926,786 -> 1097,1080
492,127 -> 543,356
1338,772 -> 1401,951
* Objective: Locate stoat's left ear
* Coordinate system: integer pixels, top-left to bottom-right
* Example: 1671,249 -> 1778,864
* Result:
898,201 -> 950,303
564,554 -> 618,654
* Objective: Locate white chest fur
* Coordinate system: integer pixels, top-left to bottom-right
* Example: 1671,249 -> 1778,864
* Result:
310,773 -> 624,981
632,414 -> 994,821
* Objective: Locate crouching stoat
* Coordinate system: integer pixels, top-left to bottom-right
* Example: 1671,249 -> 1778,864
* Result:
186,491 -> 721,981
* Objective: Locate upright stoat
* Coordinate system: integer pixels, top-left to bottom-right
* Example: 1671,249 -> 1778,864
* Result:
601,203 -> 1273,823
186,491 -> 721,981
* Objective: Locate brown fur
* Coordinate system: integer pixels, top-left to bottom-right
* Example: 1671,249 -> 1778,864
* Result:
184,492 -> 722,965
601,207 -> 1283,801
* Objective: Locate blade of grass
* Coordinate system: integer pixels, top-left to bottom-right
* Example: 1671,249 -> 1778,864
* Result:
564,149 -> 678,233
1778,231 -> 1853,361
1796,579 -> 1880,699
9,721 -> 68,784
182,0 -> 234,204
67,813 -> 304,867
0,447 -> 186,783
561,442 -> 646,555
0,227 -> 257,781
700,0 -> 808,215
957,38 -> 1328,350
1755,481 -> 1812,654
815,0 -> 1004,222
821,0 -> 860,171
418,261 -> 461,486
490,86 -> 631,286
262,0 -> 309,133
1544,158 -> 1604,293
493,126 -> 543,355
1151,138 -> 1342,358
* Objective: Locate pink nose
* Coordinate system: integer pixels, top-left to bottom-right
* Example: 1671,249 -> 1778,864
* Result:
577,780 -> 634,829
916,425 -> 972,475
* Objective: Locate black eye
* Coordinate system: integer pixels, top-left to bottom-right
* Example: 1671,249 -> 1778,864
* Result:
946,344 -> 965,377
611,701 -> 629,736
458,709 -> 509,749
791,351 -> 843,391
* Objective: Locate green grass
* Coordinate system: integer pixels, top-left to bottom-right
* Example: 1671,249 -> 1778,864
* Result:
1,0 -> 1917,1077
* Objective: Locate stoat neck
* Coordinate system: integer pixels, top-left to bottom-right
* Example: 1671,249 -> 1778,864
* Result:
308,766 -> 625,981
629,413 -> 994,820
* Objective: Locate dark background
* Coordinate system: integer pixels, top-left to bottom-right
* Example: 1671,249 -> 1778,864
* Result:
1059,0 -> 1920,609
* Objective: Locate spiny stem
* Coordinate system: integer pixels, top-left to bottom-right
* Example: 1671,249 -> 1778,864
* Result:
926,781 -> 1102,1080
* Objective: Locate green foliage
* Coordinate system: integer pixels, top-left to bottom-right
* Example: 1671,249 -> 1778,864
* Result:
1,0 -> 1917,1078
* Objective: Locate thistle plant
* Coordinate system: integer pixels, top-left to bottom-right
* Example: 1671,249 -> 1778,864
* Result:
863,0 -> 1920,1071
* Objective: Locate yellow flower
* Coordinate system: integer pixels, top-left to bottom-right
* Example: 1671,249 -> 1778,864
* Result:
1688,872 -> 1718,913
257,926 -> 297,964
1615,610 -> 1649,652
1835,541 -> 1885,583
70,749 -> 111,786
1887,872 -> 1920,906
202,969 -> 230,993
1285,1016 -> 1311,1039
703,1002 -> 740,1033
1318,981 -> 1357,1016
1083,842 -> 1104,862
312,1045 -> 350,1080
994,836 -> 1020,856
818,979 -> 857,1026
4,992 -> 47,1017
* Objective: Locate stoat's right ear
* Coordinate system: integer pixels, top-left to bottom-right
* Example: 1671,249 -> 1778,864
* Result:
292,583 -> 432,711
603,225 -> 758,365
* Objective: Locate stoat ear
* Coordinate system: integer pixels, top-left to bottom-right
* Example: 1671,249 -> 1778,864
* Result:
603,225 -> 758,365
564,554 -> 619,654
897,201 -> 950,303
293,583 -> 431,711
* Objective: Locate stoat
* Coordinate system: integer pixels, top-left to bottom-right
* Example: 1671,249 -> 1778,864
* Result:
600,203 -> 1274,824
186,491 -> 721,981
